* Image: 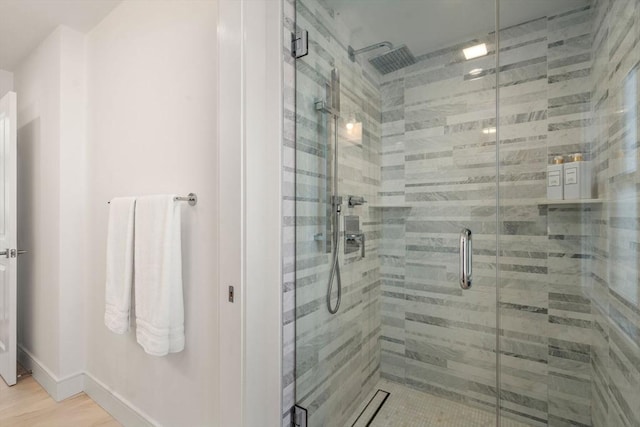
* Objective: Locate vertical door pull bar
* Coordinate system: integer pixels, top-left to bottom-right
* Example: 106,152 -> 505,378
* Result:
459,228 -> 472,289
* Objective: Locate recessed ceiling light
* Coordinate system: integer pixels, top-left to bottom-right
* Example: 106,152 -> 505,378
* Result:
463,43 -> 488,60
482,127 -> 496,134
469,68 -> 483,76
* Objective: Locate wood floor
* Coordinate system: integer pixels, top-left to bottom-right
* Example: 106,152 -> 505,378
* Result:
0,371 -> 120,427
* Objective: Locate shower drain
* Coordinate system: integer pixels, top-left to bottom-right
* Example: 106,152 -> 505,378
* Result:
351,389 -> 391,427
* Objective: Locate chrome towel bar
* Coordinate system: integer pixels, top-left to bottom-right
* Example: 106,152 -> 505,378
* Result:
108,193 -> 197,206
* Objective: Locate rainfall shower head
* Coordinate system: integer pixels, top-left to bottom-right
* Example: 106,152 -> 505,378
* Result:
348,41 -> 393,62
369,45 -> 416,75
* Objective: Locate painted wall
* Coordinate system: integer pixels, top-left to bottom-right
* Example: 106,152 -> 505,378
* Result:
83,1 -> 219,425
0,69 -> 13,98
14,25 -> 87,386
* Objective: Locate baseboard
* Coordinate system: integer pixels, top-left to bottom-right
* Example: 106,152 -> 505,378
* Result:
84,372 -> 159,427
17,346 -> 84,401
17,345 -> 157,426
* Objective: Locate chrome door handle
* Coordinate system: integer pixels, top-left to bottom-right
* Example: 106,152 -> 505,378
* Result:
459,228 -> 472,289
0,249 -> 28,258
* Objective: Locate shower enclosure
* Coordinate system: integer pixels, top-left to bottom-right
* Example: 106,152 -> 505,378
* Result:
286,0 -> 640,426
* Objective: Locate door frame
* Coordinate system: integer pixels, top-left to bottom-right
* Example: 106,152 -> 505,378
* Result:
217,1 -> 284,426
0,91 -> 18,387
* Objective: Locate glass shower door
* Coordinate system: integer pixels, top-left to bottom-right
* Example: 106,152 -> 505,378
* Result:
289,1 -> 640,426
292,1 -> 499,425
496,1 -> 640,427
292,1 -> 383,425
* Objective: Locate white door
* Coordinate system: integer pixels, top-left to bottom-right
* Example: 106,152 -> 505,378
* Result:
0,91 -> 17,386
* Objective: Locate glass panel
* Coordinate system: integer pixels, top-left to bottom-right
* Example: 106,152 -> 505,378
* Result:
498,1 -> 640,426
294,1 -> 498,425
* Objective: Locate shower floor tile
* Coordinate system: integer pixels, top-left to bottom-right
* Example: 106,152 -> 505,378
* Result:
348,379 -> 531,427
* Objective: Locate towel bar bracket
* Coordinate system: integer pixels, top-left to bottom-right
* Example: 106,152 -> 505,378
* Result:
180,193 -> 198,206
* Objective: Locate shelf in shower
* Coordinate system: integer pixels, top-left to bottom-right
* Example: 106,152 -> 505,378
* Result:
369,204 -> 412,208
538,198 -> 605,206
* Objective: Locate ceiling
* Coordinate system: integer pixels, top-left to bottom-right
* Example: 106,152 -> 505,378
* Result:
0,0 -> 591,72
325,0 -> 591,58
0,0 -> 121,71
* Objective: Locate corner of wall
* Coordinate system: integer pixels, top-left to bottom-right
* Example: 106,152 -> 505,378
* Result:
57,23 -> 88,380
18,345 -> 83,402
83,373 -> 159,427
14,21 -> 88,390
0,69 -> 13,98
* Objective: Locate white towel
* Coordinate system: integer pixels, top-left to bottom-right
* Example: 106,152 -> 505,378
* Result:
134,195 -> 185,356
104,197 -> 136,334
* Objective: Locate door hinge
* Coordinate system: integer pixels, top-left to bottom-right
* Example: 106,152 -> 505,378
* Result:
292,405 -> 307,427
291,30 -> 309,59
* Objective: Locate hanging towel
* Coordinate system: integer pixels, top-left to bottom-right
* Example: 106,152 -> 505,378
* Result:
134,195 -> 185,356
104,197 -> 136,334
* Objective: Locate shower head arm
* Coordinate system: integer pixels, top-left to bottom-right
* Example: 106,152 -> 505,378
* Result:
348,41 -> 393,62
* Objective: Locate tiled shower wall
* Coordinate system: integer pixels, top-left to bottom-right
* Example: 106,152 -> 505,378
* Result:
590,0 -> 640,426
283,1 -> 640,427
283,0 -> 383,425
377,6 -> 596,426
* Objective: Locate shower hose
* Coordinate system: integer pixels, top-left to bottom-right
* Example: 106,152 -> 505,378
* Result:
326,111 -> 341,314
326,200 -> 342,314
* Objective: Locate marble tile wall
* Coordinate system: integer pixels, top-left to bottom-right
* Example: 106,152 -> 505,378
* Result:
377,24 -> 501,421
283,1 -> 640,427
377,6 -> 596,427
284,0 -> 383,425
589,1 -> 640,426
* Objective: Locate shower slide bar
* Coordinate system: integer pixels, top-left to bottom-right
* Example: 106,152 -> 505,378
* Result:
107,193 -> 198,206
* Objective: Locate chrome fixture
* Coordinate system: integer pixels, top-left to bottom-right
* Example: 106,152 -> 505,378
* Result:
459,228 -> 472,289
326,194 -> 342,314
348,41 -> 393,62
316,68 -> 343,314
291,29 -> 308,59
369,45 -> 416,74
348,41 -> 416,75
0,249 -> 27,258
344,215 -> 365,258
107,193 -> 197,206
348,195 -> 367,208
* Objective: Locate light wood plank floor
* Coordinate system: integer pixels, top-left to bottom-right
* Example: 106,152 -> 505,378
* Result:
0,374 -> 121,427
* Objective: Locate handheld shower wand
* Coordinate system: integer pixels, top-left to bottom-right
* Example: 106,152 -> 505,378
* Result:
316,68 -> 343,314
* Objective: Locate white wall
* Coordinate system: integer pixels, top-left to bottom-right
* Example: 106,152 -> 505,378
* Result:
57,25 -> 87,380
0,69 -> 13,98
244,1 -> 283,425
15,30 -> 61,380
11,2 -> 282,425
14,26 -> 87,390
217,1 -> 283,425
83,1 -> 219,425
15,28 -> 62,381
